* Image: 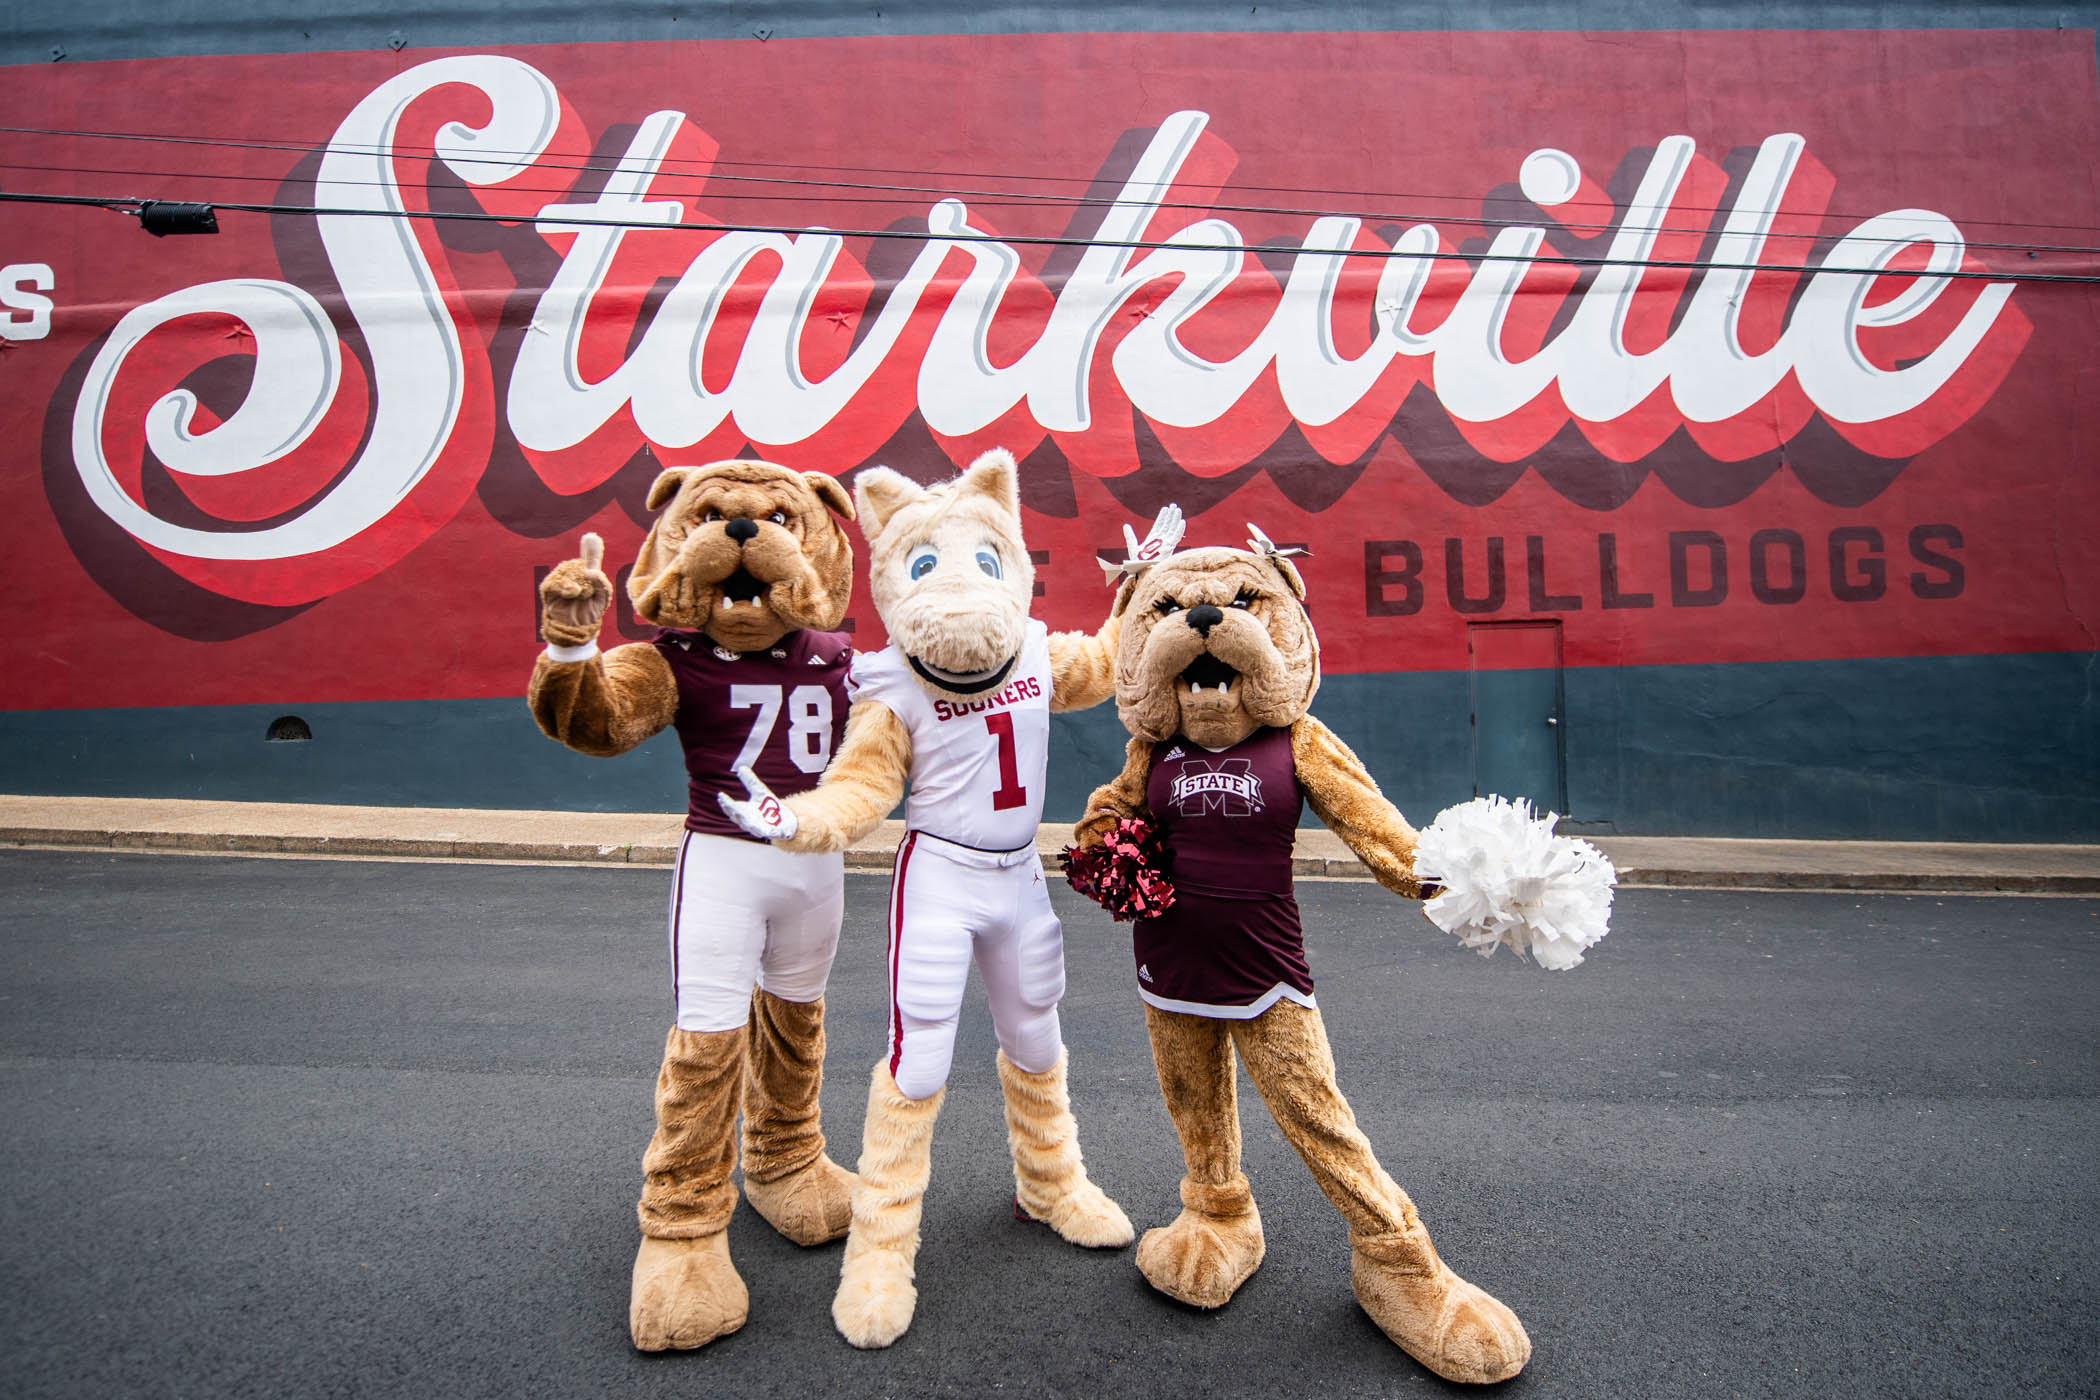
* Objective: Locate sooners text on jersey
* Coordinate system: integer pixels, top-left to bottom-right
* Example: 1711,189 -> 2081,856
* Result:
849,619 -> 1053,851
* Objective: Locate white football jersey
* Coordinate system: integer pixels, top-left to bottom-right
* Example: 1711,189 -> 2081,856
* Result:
848,618 -> 1053,852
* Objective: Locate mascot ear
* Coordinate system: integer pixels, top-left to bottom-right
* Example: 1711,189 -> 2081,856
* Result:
803,471 -> 856,522
853,466 -> 926,538
958,447 -> 1021,519
1271,555 -> 1309,601
645,467 -> 692,513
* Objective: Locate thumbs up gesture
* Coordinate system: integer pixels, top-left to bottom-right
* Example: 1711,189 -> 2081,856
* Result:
540,533 -> 614,647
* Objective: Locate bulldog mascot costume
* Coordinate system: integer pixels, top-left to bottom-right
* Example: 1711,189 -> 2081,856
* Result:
530,459 -> 861,1352
1068,526 -> 1610,1386
722,448 -> 1177,1349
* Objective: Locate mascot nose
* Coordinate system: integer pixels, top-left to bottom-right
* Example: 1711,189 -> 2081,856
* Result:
724,517 -> 759,544
1185,603 -> 1224,637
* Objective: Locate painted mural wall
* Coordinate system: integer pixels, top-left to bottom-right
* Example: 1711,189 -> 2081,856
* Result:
2,20 -> 2096,836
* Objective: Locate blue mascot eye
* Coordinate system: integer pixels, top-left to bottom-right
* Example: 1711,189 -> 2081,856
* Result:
907,546 -> 939,580
975,549 -> 1002,579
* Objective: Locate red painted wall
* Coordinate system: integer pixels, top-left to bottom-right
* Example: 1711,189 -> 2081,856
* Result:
3,29 -> 2093,711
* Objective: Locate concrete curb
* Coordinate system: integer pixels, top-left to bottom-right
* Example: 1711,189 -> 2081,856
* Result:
4,796 -> 2098,892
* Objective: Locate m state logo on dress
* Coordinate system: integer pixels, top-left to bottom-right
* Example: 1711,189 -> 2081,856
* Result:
1170,759 -> 1264,817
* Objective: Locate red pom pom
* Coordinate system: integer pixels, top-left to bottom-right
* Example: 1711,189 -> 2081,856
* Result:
1060,818 -> 1176,922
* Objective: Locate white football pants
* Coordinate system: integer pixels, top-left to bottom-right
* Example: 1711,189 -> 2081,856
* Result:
668,831 -> 845,1031
884,831 -> 1067,1100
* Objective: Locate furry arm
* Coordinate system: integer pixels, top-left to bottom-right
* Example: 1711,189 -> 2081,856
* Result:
777,700 -> 913,852
1072,735 -> 1154,849
1047,613 -> 1120,713
1291,714 -> 1428,899
528,643 -> 680,756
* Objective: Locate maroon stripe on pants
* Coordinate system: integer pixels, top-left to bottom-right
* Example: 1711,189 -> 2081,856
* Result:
887,831 -> 918,1080
669,830 -> 690,1005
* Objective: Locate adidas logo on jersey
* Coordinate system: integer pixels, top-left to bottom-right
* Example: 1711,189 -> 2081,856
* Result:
1138,963 -> 1154,982
1163,746 -> 1185,762
806,653 -> 827,664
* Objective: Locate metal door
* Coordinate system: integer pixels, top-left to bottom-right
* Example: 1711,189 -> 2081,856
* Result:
1467,620 -> 1565,813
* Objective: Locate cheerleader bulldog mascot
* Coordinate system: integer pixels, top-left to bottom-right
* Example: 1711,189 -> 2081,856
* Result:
530,459 -> 860,1352
722,448 -> 1158,1349
1070,529 -> 1534,1386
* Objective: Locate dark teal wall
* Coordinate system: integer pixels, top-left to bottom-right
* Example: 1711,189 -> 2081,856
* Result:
5,652 -> 2094,840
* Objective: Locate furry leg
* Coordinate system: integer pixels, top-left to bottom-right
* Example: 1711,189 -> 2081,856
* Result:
1135,1005 -> 1265,1307
832,1063 -> 944,1349
741,989 -> 856,1245
1233,1002 -> 1529,1385
998,1047 -> 1135,1248
631,1026 -> 749,1351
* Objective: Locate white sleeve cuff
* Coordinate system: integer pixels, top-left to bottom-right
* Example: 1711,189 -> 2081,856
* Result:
543,640 -> 600,664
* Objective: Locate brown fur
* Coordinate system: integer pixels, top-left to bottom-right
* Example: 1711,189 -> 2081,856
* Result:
527,458 -> 861,1353
1109,545 -> 1319,749
638,1026 -> 745,1240
630,459 -> 855,652
741,990 -> 856,1246
1080,539 -> 1528,1384
529,642 -> 680,757
631,1027 -> 751,1350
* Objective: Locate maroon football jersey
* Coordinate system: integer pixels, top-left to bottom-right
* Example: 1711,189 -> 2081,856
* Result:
654,628 -> 852,839
1133,726 -> 1315,1016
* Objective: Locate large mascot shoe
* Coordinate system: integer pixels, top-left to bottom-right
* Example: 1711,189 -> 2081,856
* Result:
997,1047 -> 1135,1249
632,1026 -> 747,1351
741,990 -> 856,1246
832,1064 -> 944,1349
630,1233 -> 749,1350
1135,1173 -> 1266,1308
1350,1222 -> 1531,1384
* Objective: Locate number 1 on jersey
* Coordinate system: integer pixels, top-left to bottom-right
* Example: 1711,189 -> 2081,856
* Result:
984,711 -> 1027,811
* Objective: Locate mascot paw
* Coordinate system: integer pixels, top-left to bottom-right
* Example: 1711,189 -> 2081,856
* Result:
832,1246 -> 917,1349
1018,1179 -> 1136,1249
1350,1230 -> 1530,1384
629,1233 -> 749,1352
745,1153 -> 857,1246
1135,1202 -> 1266,1308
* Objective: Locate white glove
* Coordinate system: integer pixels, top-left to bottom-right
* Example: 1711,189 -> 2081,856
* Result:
1125,502 -> 1185,564
1101,503 -> 1187,585
716,765 -> 799,842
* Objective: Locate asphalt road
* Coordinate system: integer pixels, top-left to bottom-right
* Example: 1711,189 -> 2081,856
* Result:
1,849 -> 2094,1399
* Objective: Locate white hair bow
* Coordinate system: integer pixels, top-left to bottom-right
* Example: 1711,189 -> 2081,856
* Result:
1245,522 -> 1311,560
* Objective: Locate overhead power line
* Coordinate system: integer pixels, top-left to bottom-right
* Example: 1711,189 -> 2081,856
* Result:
5,120 -> 2100,246
3,187 -> 2089,283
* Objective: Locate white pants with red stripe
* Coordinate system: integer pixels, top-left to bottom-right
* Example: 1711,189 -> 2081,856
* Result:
885,831 -> 1067,1100
668,831 -> 845,1032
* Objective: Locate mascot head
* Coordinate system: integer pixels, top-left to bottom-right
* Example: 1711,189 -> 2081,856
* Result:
628,458 -> 856,652
1109,531 -> 1320,750
853,448 -> 1035,699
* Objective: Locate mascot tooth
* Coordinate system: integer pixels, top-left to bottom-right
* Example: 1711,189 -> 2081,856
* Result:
1069,529 -> 1534,1386
720,448 -> 1166,1349
529,459 -> 862,1352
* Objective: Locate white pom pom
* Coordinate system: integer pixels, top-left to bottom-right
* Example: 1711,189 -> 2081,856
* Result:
1412,796 -> 1616,969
